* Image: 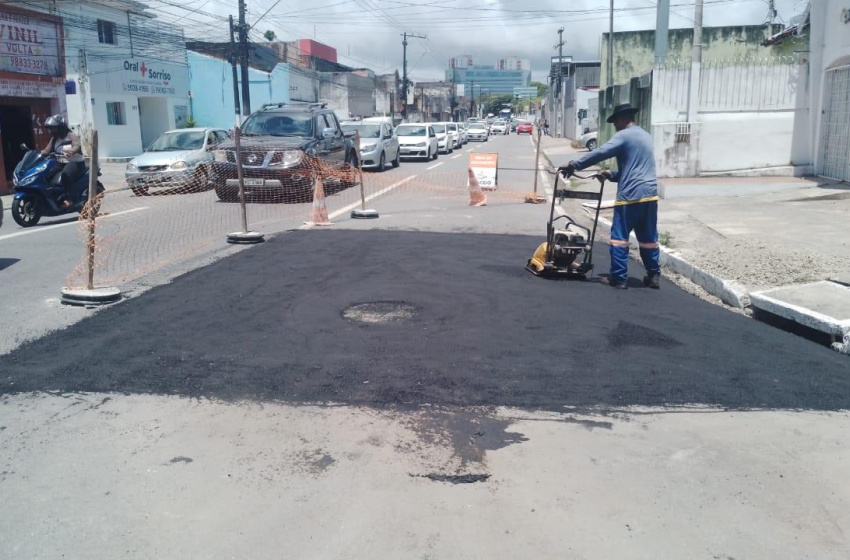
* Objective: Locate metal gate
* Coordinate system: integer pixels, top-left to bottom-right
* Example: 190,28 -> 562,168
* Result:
819,65 -> 850,182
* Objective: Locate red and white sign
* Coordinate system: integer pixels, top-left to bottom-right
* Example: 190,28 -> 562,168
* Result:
88,57 -> 189,98
468,152 -> 498,190
0,9 -> 63,78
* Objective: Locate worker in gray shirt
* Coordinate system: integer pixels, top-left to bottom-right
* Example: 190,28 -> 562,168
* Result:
562,103 -> 661,290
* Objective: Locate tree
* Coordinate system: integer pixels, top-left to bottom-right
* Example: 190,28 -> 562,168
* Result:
484,94 -> 515,116
264,30 -> 276,42
530,81 -> 548,98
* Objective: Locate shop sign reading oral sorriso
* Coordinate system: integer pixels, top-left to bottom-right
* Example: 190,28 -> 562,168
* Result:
87,57 -> 189,98
0,8 -> 63,78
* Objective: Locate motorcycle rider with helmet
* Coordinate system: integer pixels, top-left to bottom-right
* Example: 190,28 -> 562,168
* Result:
41,115 -> 85,208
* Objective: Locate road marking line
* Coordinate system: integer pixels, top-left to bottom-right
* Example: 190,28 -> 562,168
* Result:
451,154 -> 462,159
426,162 -> 444,171
0,206 -> 149,241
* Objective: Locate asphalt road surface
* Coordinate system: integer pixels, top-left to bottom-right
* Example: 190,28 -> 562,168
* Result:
2,132 -> 848,559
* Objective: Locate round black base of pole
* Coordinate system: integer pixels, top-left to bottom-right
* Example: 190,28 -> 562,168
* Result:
227,231 -> 265,244
60,287 -> 122,307
351,208 -> 379,219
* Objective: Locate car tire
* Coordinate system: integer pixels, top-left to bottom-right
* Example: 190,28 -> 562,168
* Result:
341,152 -> 359,188
432,149 -> 438,160
378,151 -> 386,172
214,183 -> 238,203
587,139 -> 597,151
191,166 -> 210,193
392,150 -> 400,168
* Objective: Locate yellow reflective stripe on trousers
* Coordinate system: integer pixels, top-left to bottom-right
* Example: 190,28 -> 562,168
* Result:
614,196 -> 660,206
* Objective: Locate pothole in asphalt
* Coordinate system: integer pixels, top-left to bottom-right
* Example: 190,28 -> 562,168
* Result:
342,301 -> 418,324
412,473 -> 491,484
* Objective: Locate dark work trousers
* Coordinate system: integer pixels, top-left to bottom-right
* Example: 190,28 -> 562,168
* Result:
609,201 -> 660,283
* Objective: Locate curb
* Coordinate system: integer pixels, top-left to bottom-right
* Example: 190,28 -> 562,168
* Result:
587,210 -> 750,309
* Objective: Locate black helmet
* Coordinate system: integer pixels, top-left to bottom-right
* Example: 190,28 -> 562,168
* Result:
45,114 -> 67,129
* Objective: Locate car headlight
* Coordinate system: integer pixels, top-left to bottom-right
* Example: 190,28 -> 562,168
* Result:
213,150 -> 228,163
415,141 -> 426,147
170,161 -> 188,170
361,143 -> 377,153
126,163 -> 138,172
281,150 -> 303,166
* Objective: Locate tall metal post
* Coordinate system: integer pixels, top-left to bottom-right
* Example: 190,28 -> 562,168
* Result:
86,131 -> 99,290
655,0 -> 670,65
608,0 -> 614,88
238,0 -> 251,116
556,27 -> 564,138
401,31 -> 425,120
229,16 -> 241,122
687,0 -> 704,123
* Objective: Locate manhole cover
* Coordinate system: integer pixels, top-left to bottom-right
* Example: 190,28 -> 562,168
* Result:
343,301 -> 417,324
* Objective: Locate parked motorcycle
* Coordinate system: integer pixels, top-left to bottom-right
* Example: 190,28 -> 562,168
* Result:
11,142 -> 104,228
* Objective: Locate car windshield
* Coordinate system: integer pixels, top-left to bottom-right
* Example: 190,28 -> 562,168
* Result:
147,131 -> 205,152
342,124 -> 382,139
396,125 -> 427,136
242,112 -> 313,137
469,123 -> 486,130
432,124 -> 446,133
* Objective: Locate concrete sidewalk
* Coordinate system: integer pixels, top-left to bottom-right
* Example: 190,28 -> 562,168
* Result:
540,136 -> 850,352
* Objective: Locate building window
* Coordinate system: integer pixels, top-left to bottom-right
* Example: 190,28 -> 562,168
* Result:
97,20 -> 116,44
106,102 -> 126,125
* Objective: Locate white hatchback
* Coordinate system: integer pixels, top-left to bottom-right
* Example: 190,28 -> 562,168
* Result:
395,124 -> 438,160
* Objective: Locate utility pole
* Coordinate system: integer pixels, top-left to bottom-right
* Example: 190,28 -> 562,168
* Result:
655,0 -> 670,65
686,0 -> 703,123
470,80 -> 475,118
238,0 -> 251,116
401,31 -> 426,120
554,27 -> 565,138
607,0 -> 614,88
229,15 -> 242,123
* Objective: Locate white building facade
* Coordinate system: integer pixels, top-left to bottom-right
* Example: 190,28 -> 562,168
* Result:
33,0 -> 191,158
810,1 -> 850,182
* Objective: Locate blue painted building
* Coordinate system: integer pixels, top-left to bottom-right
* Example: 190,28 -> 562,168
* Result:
187,50 -> 291,128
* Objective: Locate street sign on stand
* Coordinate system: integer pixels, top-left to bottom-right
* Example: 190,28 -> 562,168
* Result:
468,152 -> 498,191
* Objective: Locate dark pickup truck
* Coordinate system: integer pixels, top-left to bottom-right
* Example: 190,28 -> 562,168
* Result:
210,103 -> 358,203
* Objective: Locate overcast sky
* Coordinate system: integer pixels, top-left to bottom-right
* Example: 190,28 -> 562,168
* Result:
157,0 -> 808,82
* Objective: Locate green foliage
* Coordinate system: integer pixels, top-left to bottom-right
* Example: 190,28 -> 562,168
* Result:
530,81 -> 548,98
483,93 -> 515,116
659,231 -> 674,247
184,116 -> 197,128
264,30 -> 276,42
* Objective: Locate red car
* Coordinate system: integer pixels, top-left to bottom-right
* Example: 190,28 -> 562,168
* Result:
517,122 -> 533,134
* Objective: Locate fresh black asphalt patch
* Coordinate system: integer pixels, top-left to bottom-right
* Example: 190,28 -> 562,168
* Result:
1,230 -> 848,410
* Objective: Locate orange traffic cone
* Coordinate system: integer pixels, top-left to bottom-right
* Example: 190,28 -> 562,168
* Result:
468,167 -> 487,207
306,175 -> 333,226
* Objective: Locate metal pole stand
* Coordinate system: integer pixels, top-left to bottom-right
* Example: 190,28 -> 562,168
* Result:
227,125 -> 265,244
350,130 -> 379,219
61,130 -> 122,306
525,127 -> 546,204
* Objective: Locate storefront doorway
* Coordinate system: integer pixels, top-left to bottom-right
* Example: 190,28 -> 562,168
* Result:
0,103 -> 36,184
138,97 -> 171,150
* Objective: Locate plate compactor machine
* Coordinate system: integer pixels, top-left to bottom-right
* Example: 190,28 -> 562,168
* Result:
526,170 -> 606,279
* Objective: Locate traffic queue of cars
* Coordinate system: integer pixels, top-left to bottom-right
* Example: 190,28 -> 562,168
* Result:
120,101 -> 531,203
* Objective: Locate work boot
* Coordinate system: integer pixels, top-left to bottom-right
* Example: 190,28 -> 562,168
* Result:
601,277 -> 628,290
643,273 -> 661,289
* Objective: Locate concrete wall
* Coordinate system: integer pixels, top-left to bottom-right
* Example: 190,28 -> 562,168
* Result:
810,0 -> 850,176
600,25 -> 809,89
187,52 -> 291,129
650,61 -> 811,176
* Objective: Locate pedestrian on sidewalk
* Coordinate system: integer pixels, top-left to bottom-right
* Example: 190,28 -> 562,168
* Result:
561,103 -> 661,290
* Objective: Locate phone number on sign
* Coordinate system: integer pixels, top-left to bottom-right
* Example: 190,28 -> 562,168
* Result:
8,57 -> 50,71
122,84 -> 176,95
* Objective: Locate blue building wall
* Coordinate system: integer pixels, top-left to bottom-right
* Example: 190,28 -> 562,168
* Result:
188,51 -> 290,128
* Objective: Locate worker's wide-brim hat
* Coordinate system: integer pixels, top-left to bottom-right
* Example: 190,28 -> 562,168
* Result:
606,103 -> 640,123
